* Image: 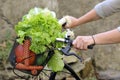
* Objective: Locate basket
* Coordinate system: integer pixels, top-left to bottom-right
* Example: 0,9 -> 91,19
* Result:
9,37 -> 55,76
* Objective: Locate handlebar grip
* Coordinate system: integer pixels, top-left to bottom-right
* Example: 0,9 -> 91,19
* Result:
87,44 -> 95,49
62,22 -> 67,27
59,18 -> 67,28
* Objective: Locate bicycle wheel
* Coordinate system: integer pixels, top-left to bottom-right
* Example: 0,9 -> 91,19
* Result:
49,63 -> 81,80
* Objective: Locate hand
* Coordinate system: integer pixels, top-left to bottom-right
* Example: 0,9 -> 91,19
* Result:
72,36 -> 95,50
59,16 -> 79,28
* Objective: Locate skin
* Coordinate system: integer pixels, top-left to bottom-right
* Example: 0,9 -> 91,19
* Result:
64,9 -> 120,50
73,29 -> 120,50
65,9 -> 100,28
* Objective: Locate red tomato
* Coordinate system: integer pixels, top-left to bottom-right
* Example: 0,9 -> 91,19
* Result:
15,44 -> 24,63
15,44 -> 36,65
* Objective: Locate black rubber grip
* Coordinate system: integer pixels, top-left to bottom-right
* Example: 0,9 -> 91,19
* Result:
87,44 -> 95,49
62,22 -> 67,27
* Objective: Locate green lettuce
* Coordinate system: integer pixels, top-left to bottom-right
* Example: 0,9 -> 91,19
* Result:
48,50 -> 64,72
15,7 -> 65,72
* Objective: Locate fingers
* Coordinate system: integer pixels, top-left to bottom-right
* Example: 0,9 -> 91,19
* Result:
72,36 -> 92,50
64,16 -> 72,28
59,15 -> 72,28
73,40 -> 87,50
59,17 -> 67,27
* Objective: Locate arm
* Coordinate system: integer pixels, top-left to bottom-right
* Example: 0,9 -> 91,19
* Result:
94,29 -> 120,45
63,0 -> 120,28
77,9 -> 101,26
72,28 -> 120,50
64,9 -> 101,28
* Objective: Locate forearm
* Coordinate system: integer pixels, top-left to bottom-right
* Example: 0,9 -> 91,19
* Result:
76,9 -> 101,26
94,29 -> 120,45
62,9 -> 101,28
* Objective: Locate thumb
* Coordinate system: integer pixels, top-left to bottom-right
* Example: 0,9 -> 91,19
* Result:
59,16 -> 72,28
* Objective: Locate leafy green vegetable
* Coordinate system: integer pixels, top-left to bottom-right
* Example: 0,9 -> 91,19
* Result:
48,50 -> 64,72
15,7 -> 65,53
15,7 -> 66,72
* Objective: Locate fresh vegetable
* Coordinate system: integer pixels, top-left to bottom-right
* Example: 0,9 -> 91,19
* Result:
15,63 -> 43,70
15,44 -> 36,64
47,50 -> 64,72
15,7 -> 66,72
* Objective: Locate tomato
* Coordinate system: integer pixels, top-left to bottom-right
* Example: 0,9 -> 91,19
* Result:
15,44 -> 36,65
15,44 -> 24,63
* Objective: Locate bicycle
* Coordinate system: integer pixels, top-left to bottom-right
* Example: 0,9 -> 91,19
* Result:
8,29 -> 94,80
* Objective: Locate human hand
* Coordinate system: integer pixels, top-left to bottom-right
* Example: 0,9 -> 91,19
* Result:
59,15 -> 78,28
72,36 -> 95,50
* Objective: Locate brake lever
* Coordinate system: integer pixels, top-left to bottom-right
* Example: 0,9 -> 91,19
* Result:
60,44 -> 94,62
60,38 -> 83,62
56,28 -> 94,62
59,38 -> 94,62
61,47 -> 83,62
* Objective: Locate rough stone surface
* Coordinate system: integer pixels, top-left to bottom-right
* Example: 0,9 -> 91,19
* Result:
0,0 -> 120,79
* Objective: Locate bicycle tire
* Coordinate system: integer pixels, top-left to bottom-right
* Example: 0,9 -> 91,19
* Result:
49,63 -> 81,80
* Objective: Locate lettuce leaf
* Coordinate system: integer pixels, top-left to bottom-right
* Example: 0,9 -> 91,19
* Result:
15,7 -> 64,53
47,50 -> 64,72
15,7 -> 65,72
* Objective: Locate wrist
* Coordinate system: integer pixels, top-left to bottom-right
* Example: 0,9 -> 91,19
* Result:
91,35 -> 96,45
75,18 -> 80,26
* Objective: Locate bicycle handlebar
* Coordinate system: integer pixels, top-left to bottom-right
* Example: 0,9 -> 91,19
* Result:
56,37 -> 83,62
56,36 -> 94,62
58,19 -> 95,49
56,38 -> 94,49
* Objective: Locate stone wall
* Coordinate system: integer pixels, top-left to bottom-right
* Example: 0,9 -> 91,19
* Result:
0,0 -> 120,78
